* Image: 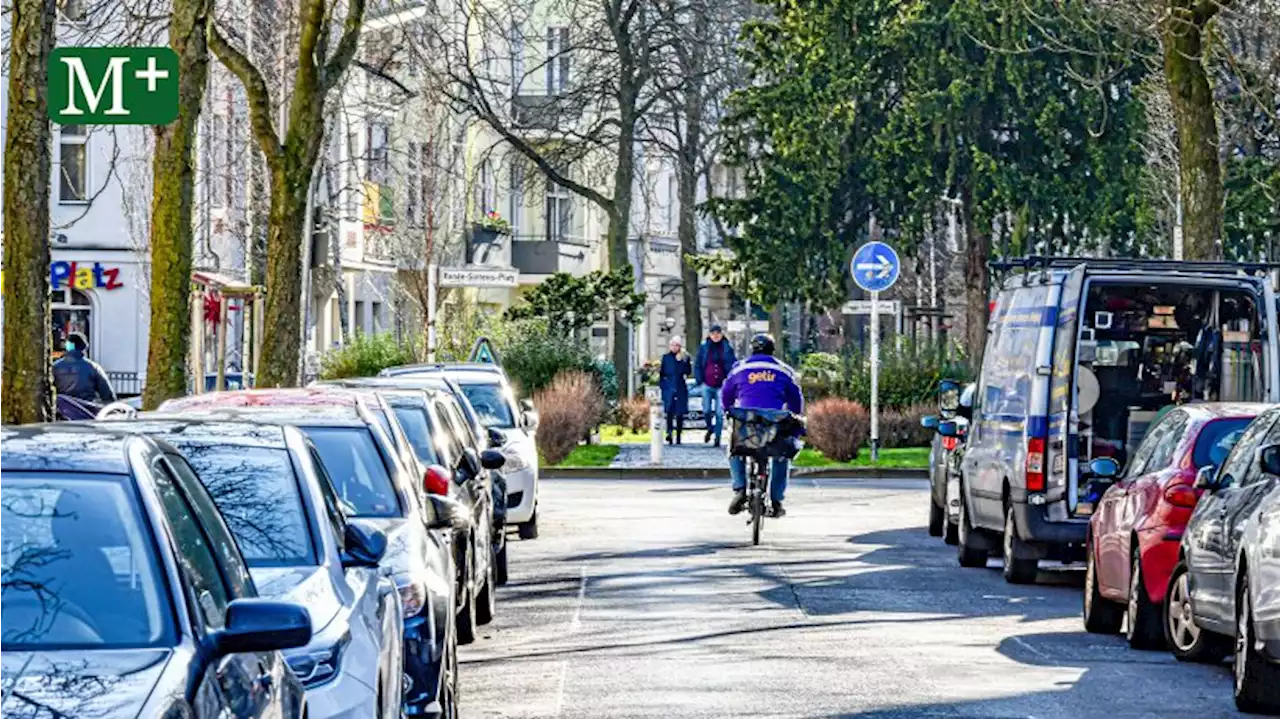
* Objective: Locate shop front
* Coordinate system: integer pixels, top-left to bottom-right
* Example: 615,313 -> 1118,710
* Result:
49,251 -> 150,396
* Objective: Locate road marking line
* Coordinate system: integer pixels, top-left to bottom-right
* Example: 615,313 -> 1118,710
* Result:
554,565 -> 588,718
1011,634 -> 1049,659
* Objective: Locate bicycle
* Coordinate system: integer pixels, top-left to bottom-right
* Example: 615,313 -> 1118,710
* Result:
728,407 -> 803,546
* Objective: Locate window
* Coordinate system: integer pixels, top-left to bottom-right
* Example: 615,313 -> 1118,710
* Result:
52,288 -> 92,359
366,122 -> 390,184
372,302 -> 383,332
478,160 -> 495,214
303,426 -> 401,517
545,177 -> 572,242
509,162 -> 525,234
59,125 -> 88,203
406,142 -> 420,227
345,131 -> 360,217
460,383 -> 516,428
1217,412 -> 1280,488
666,174 -> 677,233
1194,418 -> 1253,470
354,301 -> 366,333
433,400 -> 469,466
308,446 -> 348,553
151,461 -> 231,630
392,405 -> 440,466
1144,414 -> 1188,473
545,27 -> 569,94
510,28 -> 525,95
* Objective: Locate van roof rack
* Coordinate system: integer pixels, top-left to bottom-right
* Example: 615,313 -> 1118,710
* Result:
989,255 -> 1280,276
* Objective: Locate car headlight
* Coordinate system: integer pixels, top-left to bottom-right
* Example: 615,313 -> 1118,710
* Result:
393,573 -> 428,617
286,630 -> 350,688
501,448 -> 529,472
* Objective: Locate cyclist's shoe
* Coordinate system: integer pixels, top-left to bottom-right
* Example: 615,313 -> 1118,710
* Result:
769,501 -> 786,518
728,490 -> 748,515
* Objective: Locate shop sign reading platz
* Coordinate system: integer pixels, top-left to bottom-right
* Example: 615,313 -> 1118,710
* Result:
438,267 -> 519,288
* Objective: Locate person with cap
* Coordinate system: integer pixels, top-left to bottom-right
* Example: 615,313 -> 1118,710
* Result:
694,323 -> 737,446
659,336 -> 692,444
52,332 -> 117,404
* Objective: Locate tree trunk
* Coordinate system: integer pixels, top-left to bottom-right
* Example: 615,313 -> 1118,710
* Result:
1162,2 -> 1224,260
143,0 -> 211,409
1,0 -> 56,424
677,114 -> 704,351
961,186 -> 991,370
608,99 -> 639,399
258,168 -> 311,387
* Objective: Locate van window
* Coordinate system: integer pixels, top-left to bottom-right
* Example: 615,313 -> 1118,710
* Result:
985,285 -> 1049,420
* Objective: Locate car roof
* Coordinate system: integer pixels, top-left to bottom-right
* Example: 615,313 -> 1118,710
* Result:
92,417 -> 291,450
1178,402 -> 1274,422
150,405 -> 370,428
159,387 -> 363,412
318,377 -> 445,398
382,362 -> 504,376
1,423 -> 141,474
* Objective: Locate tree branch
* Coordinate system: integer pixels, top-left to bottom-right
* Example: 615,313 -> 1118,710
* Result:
354,58 -> 416,97
323,0 -> 368,91
208,22 -> 282,170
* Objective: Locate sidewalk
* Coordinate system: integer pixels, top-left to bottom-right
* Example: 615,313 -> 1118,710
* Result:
610,441 -> 727,469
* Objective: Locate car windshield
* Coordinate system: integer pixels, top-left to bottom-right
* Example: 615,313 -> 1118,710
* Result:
460,383 -> 516,428
1194,418 -> 1253,469
303,426 -> 401,518
171,443 -> 316,567
1,474 -> 173,649
392,405 -> 440,465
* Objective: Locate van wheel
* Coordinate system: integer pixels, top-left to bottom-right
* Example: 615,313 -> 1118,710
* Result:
928,498 -> 945,537
1083,542 -> 1123,634
1126,548 -> 1165,649
1165,561 -> 1230,663
956,491 -> 988,568
1234,571 -> 1280,713
518,508 -> 539,540
1002,505 -> 1038,585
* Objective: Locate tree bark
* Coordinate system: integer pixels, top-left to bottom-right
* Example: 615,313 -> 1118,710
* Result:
259,168 -> 311,385
1,0 -> 57,424
608,94 -> 639,398
961,185 -> 991,370
143,0 -> 211,409
1162,0 -> 1225,260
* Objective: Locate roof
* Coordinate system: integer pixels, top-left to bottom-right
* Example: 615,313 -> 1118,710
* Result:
1178,402 -> 1275,422
381,362 -> 505,379
318,377 -> 444,400
159,387 -> 363,413
1,424 -> 138,474
152,405 -> 370,428
92,418 -> 290,450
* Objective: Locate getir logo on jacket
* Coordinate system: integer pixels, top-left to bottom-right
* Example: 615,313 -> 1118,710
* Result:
51,261 -> 124,290
748,370 -> 777,384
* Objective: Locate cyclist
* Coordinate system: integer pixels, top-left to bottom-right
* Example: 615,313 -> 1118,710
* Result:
722,333 -> 803,518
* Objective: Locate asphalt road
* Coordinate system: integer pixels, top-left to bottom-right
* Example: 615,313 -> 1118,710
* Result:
460,477 -> 1246,718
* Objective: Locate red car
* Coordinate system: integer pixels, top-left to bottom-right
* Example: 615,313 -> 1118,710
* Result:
1083,402 -> 1265,648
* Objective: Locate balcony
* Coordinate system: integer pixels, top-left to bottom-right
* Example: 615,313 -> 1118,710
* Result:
512,94 -> 582,132
510,235 -> 591,278
643,234 -> 682,279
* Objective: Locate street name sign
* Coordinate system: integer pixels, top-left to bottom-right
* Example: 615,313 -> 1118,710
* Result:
438,267 -> 519,288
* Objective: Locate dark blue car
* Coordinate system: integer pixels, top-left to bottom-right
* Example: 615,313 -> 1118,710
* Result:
0,425 -> 312,718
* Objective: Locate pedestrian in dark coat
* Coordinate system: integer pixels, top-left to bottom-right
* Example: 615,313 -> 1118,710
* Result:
53,332 -> 117,404
659,336 -> 692,444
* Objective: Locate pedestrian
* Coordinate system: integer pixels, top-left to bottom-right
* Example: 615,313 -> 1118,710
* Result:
659,336 -> 692,445
52,332 -> 117,404
694,323 -> 737,447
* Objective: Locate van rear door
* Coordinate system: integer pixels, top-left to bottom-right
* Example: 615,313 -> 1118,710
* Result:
1048,264 -> 1086,515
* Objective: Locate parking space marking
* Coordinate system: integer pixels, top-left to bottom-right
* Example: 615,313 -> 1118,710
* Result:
553,565 -> 589,717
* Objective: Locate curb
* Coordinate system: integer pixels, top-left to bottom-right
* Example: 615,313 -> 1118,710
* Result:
543,466 -> 928,480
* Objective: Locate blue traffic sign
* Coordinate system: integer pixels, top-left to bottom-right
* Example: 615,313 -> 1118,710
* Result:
850,241 -> 900,293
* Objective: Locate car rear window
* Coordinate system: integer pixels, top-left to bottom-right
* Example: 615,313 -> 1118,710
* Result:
303,426 -> 401,518
1193,418 -> 1253,470
392,405 -> 440,466
459,383 -> 516,428
171,443 -> 316,567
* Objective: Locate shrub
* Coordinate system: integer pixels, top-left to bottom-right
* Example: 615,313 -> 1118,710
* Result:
498,320 -> 596,397
798,352 -> 843,400
319,333 -> 419,380
615,394 -> 650,433
533,371 -> 605,465
806,398 -> 870,462
844,340 -> 972,410
878,403 -> 936,449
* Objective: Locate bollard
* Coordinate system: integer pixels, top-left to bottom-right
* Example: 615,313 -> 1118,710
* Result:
646,385 -> 663,465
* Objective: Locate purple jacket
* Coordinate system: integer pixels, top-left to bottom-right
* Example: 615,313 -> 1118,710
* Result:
721,354 -> 804,414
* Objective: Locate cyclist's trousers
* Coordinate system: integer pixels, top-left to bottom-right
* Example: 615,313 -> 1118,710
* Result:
729,456 -> 789,503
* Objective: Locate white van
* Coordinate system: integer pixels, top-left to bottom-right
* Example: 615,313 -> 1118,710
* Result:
953,258 -> 1280,584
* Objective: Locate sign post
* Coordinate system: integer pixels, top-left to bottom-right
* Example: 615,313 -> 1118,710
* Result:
646,385 -> 663,464
851,241 -> 901,462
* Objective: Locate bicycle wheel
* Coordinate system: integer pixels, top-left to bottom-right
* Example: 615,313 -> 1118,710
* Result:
750,458 -> 765,546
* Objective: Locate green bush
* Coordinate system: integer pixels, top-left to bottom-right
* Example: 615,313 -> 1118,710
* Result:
842,341 -> 972,410
798,352 -> 843,399
497,319 -> 596,396
319,333 -> 420,380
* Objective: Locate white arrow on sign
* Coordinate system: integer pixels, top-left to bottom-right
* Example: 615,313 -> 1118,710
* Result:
855,254 -> 895,279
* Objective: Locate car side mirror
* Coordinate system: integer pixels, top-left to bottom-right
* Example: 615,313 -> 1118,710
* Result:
937,420 -> 960,438
212,599 -> 312,656
938,379 -> 961,418
1194,465 -> 1221,492
426,494 -> 471,531
1260,445 -> 1280,477
520,398 -> 535,413
523,409 -> 539,430
340,520 -> 387,568
1088,457 -> 1120,479
424,464 -> 452,496
480,448 -> 506,470
921,415 -> 940,430
487,427 -> 507,448
461,447 -> 482,477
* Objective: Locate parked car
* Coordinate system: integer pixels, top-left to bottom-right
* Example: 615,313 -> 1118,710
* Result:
1166,405 -> 1280,712
960,258 -> 1280,585
0,424 -> 312,719
1082,403 -> 1262,649
158,390 -> 470,707
96,418 -> 412,718
381,364 -> 540,537
924,380 -> 975,542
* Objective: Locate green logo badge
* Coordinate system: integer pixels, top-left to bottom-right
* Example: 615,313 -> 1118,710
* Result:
48,47 -> 179,125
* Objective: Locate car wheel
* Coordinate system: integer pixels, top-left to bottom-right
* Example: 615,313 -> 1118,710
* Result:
1002,505 -> 1038,585
956,490 -> 988,568
477,550 -> 497,625
495,541 -> 509,586
928,496 -> 945,537
518,507 -> 539,540
1234,571 -> 1280,713
1125,547 -> 1165,649
1165,561 -> 1231,663
943,515 -> 959,546
456,547 -> 478,645
435,630 -> 459,719
1083,540 -> 1123,634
